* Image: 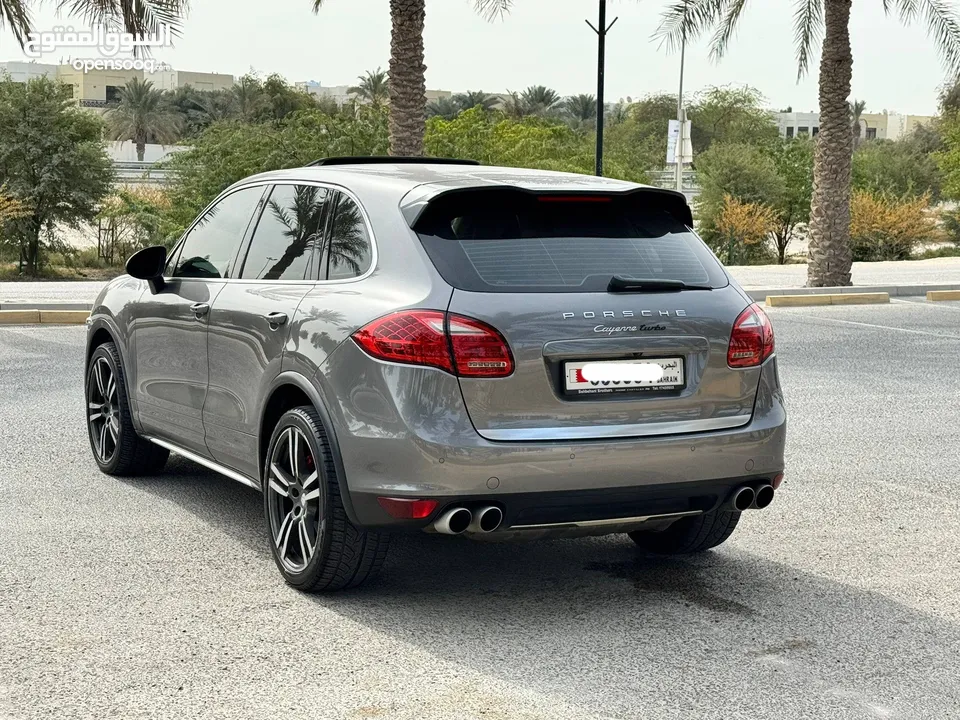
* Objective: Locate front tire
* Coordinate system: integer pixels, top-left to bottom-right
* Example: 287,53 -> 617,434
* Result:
263,406 -> 389,592
628,509 -> 741,555
85,342 -> 169,476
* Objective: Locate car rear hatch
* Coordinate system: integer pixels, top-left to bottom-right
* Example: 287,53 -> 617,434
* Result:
410,187 -> 763,442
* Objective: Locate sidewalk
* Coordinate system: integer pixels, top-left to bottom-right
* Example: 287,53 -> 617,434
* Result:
2,258 -> 960,308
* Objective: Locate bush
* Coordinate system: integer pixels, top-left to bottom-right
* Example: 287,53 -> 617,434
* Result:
849,191 -> 945,261
713,195 -> 779,265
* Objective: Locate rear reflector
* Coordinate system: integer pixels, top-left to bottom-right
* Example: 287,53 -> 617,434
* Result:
728,303 -> 775,368
772,473 -> 784,490
377,497 -> 439,520
353,310 -> 514,378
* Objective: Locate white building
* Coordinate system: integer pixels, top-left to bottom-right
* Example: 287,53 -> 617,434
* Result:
0,60 -> 58,83
775,111 -> 821,139
776,110 -> 936,141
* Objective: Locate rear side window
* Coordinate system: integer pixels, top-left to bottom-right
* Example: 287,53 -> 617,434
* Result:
240,184 -> 330,281
320,194 -> 373,281
414,191 -> 728,293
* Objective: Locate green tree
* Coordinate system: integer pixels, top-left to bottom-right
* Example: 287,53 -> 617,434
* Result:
0,76 -> 113,275
563,94 -> 599,130
850,99 -> 867,149
350,68 -> 390,109
261,73 -> 319,122
658,0 -> 960,286
520,85 -> 562,117
854,136 -> 943,201
232,75 -> 268,122
107,77 -> 182,161
454,90 -> 498,112
687,85 -> 778,155
768,137 -> 815,264
694,142 -> 786,262
427,96 -> 461,120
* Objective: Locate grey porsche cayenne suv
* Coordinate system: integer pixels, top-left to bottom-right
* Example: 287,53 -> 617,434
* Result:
84,158 -> 786,592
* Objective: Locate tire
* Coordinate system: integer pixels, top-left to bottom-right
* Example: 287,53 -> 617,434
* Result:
85,342 -> 169,476
628,509 -> 741,555
263,406 -> 389,592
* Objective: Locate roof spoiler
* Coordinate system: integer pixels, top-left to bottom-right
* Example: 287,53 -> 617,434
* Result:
306,156 -> 481,167
401,186 -> 694,229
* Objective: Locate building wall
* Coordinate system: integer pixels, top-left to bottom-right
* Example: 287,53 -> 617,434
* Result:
155,70 -> 234,92
56,65 -> 143,106
775,112 -> 820,138
0,61 -> 58,83
296,81 -> 452,105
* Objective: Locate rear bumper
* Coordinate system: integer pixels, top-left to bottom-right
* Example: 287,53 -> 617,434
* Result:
321,344 -> 786,530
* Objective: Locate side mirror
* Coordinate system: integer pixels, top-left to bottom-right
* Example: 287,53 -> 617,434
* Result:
126,245 -> 167,293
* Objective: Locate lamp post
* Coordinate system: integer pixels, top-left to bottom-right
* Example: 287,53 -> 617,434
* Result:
586,1 -> 618,177
675,0 -> 688,192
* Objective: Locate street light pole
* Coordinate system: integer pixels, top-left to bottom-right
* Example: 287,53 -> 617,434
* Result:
586,1 -> 618,177
675,3 -> 688,192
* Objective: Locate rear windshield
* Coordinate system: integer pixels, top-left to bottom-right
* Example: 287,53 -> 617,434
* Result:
413,191 -> 728,293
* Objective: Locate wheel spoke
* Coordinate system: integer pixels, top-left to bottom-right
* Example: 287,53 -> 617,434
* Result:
302,487 -> 320,502
288,428 -> 300,479
88,404 -> 103,422
106,375 -> 116,403
93,360 -> 106,397
107,417 -> 119,442
268,478 -> 289,497
270,462 -> 294,488
302,470 -> 318,490
298,519 -> 314,558
98,421 -> 108,461
277,512 -> 295,559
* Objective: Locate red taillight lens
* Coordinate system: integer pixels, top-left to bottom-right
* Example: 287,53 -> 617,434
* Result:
728,303 -> 775,368
377,497 -> 439,520
352,310 -> 453,373
352,310 -> 514,378
448,313 -> 514,378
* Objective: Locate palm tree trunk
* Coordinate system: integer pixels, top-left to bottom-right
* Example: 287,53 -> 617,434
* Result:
807,0 -> 854,287
136,130 -> 146,162
388,0 -> 427,156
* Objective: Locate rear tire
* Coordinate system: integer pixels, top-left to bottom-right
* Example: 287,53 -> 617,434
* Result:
85,342 -> 169,476
627,510 -> 741,555
263,406 -> 389,592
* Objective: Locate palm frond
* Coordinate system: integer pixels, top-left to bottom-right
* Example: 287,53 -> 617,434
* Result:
709,0 -> 751,62
654,0 -> 727,53
473,0 -> 513,21
311,0 -> 325,11
792,0 -> 824,80
1,0 -> 32,47
896,0 -> 920,22
917,0 -> 960,72
57,0 -> 188,39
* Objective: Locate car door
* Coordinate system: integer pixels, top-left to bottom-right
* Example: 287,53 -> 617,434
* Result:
202,183 -> 332,480
132,185 -> 267,457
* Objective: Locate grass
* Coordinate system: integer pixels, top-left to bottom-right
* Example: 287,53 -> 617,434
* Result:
0,262 -> 122,281
914,245 -> 960,259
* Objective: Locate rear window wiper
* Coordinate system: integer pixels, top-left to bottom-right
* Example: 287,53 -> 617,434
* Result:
607,276 -> 713,293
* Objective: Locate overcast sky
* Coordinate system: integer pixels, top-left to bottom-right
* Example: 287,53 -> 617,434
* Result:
3,0 -> 951,115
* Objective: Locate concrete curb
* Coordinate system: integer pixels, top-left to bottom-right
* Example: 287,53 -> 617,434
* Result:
927,290 -> 960,301
0,303 -> 93,311
746,283 -> 960,302
766,292 -> 890,308
0,309 -> 89,325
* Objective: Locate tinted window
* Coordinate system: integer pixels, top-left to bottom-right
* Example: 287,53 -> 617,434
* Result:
174,186 -> 264,279
414,191 -> 727,293
321,194 -> 373,281
241,185 -> 329,281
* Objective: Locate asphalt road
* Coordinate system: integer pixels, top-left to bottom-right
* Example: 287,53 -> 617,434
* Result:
2,299 -> 959,720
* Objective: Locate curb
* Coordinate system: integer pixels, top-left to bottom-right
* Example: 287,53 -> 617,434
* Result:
0,302 -> 93,311
0,309 -> 90,325
927,290 -> 960,301
746,282 -> 960,302
766,292 -> 890,308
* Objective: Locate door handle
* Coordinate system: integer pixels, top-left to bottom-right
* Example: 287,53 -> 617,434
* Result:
190,302 -> 210,318
266,312 -> 288,329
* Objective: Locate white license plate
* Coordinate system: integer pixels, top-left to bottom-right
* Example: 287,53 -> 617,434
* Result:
564,358 -> 685,395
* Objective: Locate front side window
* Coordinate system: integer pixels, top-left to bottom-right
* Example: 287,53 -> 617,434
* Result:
174,186 -> 265,279
240,184 -> 330,281
321,194 -> 373,281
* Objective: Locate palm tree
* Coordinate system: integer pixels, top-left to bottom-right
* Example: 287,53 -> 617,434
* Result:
657,0 -> 960,287
850,98 -> 867,149
232,75 -> 267,122
563,93 -> 599,129
426,96 -> 460,120
521,85 -> 561,117
350,68 -> 390,109
107,78 -> 181,161
606,100 -> 631,126
3,0 -> 187,48
454,90 -> 498,112
313,1 -> 512,156
502,91 -> 532,120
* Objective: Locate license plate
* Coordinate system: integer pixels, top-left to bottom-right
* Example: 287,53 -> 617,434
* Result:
564,358 -> 685,396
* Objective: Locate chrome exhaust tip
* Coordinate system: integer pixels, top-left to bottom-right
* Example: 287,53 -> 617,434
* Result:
468,506 -> 504,534
727,486 -> 756,512
753,485 -> 775,510
434,507 -> 472,535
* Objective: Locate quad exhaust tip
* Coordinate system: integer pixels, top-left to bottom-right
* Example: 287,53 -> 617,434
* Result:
729,486 -> 755,512
753,485 -> 775,510
434,507 -> 473,535
468,506 -> 504,534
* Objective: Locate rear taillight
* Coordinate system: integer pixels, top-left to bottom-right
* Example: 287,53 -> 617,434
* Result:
352,310 -> 514,378
728,303 -> 775,368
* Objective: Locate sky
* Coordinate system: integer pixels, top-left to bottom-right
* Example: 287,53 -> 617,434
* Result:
2,0 -> 951,115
